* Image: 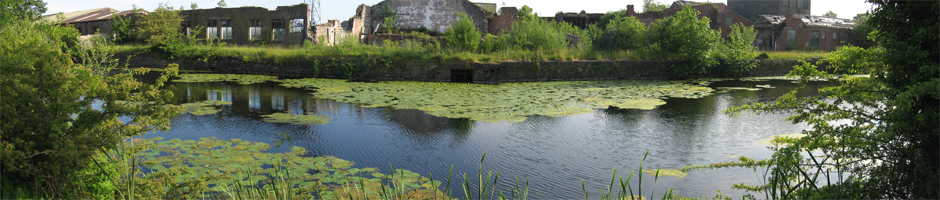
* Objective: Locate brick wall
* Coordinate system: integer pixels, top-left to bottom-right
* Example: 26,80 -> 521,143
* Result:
488,7 -> 517,35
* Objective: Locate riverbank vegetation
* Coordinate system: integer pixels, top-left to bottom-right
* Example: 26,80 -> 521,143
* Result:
107,3 -> 828,78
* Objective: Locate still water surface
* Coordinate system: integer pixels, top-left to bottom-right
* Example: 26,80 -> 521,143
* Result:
147,74 -> 829,199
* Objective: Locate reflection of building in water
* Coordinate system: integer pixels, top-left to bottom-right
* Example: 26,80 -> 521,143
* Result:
222,86 -> 233,102
271,90 -> 285,111
288,98 -> 304,115
207,89 -> 218,101
249,86 -> 261,110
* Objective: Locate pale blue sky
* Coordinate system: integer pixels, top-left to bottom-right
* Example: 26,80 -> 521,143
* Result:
45,0 -> 875,23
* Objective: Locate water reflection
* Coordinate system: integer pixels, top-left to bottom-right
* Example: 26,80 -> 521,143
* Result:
145,74 -> 833,199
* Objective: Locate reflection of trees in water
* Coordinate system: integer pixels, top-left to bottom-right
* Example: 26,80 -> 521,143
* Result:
376,108 -> 475,143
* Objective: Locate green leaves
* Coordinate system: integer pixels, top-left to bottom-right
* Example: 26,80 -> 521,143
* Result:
444,12 -> 480,52
260,113 -> 332,125
278,78 -> 714,122
174,73 -> 277,84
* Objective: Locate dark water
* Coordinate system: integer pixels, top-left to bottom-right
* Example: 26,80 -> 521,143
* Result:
146,74 -> 830,199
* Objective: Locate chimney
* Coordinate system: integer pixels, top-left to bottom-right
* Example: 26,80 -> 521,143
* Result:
626,5 -> 636,15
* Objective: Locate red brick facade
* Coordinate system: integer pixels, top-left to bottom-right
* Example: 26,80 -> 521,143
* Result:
764,14 -> 856,51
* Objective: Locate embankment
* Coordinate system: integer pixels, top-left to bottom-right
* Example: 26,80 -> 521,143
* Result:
118,53 -> 821,83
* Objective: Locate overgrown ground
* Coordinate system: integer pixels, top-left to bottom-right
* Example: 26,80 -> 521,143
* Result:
107,44 -> 828,65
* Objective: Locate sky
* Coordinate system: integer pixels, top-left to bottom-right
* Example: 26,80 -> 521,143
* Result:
45,0 -> 876,23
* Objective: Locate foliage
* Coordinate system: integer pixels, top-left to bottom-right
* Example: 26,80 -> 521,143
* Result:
722,0 -> 939,198
643,0 -> 668,13
606,16 -> 648,50
110,14 -> 139,44
444,12 -> 481,52
0,16 -> 180,198
0,0 -> 46,21
823,10 -> 837,18
190,2 -> 197,9
500,5 -> 593,52
217,0 -> 226,8
595,9 -> 629,30
479,33 -> 510,54
715,23 -> 759,77
649,4 -> 720,77
277,78 -> 714,122
137,3 -> 187,57
851,12 -> 876,48
755,53 -> 769,60
380,5 -> 398,34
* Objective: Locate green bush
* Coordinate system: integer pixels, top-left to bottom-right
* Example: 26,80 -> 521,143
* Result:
649,3 -> 720,77
1,15 -> 179,198
755,52 -> 769,59
715,23 -> 758,77
606,16 -> 648,50
501,5 -> 592,52
443,12 -> 480,52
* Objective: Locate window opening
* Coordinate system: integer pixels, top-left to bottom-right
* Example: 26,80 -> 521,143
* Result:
221,20 -> 232,40
207,20 -> 218,40
290,18 -> 304,33
272,19 -> 285,41
249,20 -> 261,40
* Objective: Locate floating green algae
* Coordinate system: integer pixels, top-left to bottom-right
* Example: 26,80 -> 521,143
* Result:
174,73 -> 277,84
642,169 -> 688,178
137,137 -> 443,199
180,100 -> 232,115
277,79 -> 715,123
716,87 -> 762,91
260,112 -> 332,125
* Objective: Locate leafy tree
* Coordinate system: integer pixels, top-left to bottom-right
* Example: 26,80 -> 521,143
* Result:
137,3 -> 187,57
715,23 -> 758,77
649,4 -> 719,77
824,10 -> 838,18
217,0 -> 226,8
643,0 -> 668,13
444,12 -> 480,52
110,13 -> 139,44
190,2 -> 198,10
595,9 -> 628,30
0,0 -> 46,21
851,12 -> 876,48
720,0 -> 938,198
1,14 -> 179,199
606,16 -> 647,50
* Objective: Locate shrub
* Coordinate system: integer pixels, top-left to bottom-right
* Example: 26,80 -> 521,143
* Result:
715,23 -> 758,77
755,52 -> 769,59
606,16 -> 648,50
649,3 -> 720,77
443,12 -> 480,52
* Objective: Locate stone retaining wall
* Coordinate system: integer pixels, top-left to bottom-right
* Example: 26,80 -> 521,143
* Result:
118,53 -> 820,83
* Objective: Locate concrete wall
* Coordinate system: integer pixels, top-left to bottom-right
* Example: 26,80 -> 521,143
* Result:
119,53 -> 821,83
179,4 -> 310,45
369,0 -> 488,34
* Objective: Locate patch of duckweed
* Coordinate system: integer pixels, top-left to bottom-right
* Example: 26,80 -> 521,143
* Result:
180,100 -> 232,115
137,137 -> 443,199
758,133 -> 807,145
716,87 -> 762,91
277,79 -> 715,122
174,73 -> 277,84
642,169 -> 688,178
260,113 -> 332,125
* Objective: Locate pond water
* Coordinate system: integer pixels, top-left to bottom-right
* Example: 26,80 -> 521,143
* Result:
143,72 -> 830,199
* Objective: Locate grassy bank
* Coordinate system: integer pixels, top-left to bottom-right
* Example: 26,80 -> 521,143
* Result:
107,44 -> 827,65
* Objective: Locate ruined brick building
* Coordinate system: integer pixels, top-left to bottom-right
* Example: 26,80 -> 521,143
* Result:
754,14 -> 857,51
178,4 -> 312,45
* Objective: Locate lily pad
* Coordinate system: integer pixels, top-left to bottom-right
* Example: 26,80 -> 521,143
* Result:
276,79 -> 716,122
260,113 -> 331,125
134,137 -> 444,199
642,169 -> 687,178
179,100 -> 232,115
174,73 -> 277,84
